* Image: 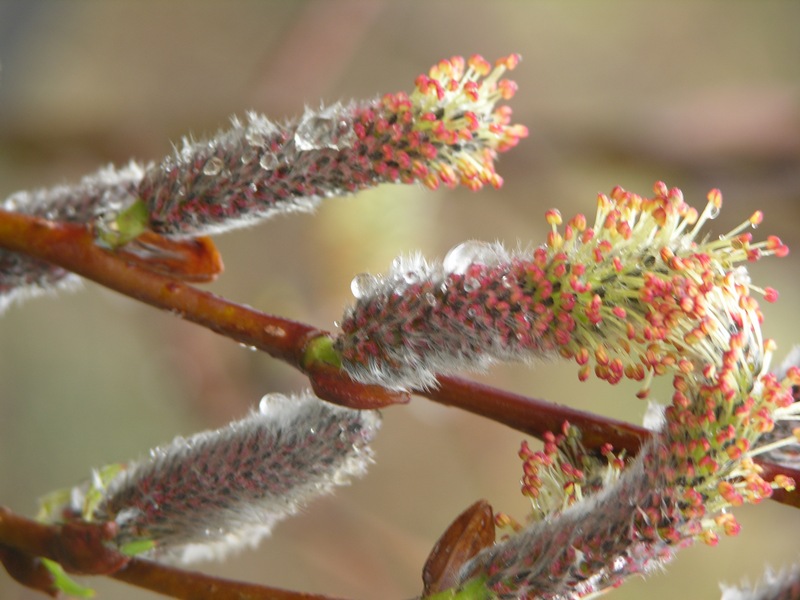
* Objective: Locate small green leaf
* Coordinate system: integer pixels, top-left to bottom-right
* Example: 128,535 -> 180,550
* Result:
120,539 -> 156,557
36,487 -> 73,522
425,577 -> 491,600
41,558 -> 95,598
303,335 -> 342,369
96,199 -> 149,248
82,463 -> 125,521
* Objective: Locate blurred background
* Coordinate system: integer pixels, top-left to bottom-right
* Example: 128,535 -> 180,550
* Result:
0,1 -> 798,598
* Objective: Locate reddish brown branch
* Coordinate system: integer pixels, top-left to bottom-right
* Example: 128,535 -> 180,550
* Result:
428,376 -> 648,454
112,559 -> 346,600
0,545 -> 58,597
0,507 -> 346,599
0,507 -> 128,576
425,378 -> 800,509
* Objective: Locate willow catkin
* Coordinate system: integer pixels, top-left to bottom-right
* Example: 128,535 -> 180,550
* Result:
77,392 -> 380,563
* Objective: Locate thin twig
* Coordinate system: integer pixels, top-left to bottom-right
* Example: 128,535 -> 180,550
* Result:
0,508 -> 346,600
0,507 -> 128,576
0,544 -> 58,597
428,376 -> 647,453
425,377 -> 800,510
112,558 -> 347,600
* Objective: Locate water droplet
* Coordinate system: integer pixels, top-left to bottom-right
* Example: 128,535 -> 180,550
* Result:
260,153 -> 278,170
332,471 -> 350,485
708,205 -> 720,219
464,277 -> 481,292
424,292 -> 436,306
294,104 -> 355,152
246,130 -> 267,147
241,148 -> 259,164
246,113 -> 278,147
1,196 -> 17,212
350,273 -> 380,299
501,275 -> 514,289
443,241 -> 501,275
238,343 -> 258,352
202,156 -> 224,176
258,394 -> 280,413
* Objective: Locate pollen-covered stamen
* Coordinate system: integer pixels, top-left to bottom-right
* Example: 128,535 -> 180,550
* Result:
517,424 -> 626,522
407,53 -> 528,190
748,433 -> 800,460
704,209 -> 789,264
721,210 -> 764,241
684,188 -> 723,242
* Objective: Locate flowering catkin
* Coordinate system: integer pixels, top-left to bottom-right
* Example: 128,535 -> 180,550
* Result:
140,54 -> 527,237
335,184 -> 799,598
64,392 -> 380,563
335,183 -> 787,391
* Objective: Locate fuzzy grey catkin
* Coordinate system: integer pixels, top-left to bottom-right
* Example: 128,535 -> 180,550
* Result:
85,392 -> 380,563
0,162 -> 145,313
